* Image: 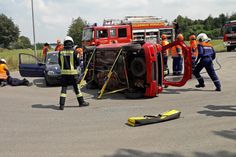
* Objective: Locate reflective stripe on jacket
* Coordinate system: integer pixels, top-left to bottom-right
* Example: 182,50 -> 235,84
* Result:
59,50 -> 78,75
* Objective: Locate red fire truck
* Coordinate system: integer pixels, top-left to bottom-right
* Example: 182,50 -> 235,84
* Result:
82,16 -> 174,47
223,20 -> 236,52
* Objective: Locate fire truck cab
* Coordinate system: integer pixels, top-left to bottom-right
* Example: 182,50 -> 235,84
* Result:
82,25 -> 132,46
82,16 -> 175,47
223,20 -> 236,52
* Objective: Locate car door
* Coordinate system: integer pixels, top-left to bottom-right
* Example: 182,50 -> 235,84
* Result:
19,53 -> 45,77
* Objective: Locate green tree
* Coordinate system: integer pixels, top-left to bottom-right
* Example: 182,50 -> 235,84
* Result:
0,14 -> 20,48
67,17 -> 87,47
229,12 -> 236,21
13,36 -> 31,49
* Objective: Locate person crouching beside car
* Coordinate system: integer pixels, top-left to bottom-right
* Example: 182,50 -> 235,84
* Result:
0,59 -> 32,87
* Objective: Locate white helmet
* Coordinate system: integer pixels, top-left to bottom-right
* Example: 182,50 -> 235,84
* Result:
0,59 -> 7,63
196,33 -> 211,42
64,36 -> 74,44
63,36 -> 74,49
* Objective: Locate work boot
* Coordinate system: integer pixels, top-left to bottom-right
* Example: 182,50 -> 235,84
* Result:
195,84 -> 205,88
59,97 -> 66,110
77,97 -> 89,107
59,104 -> 64,110
0,81 -> 7,87
215,87 -> 221,92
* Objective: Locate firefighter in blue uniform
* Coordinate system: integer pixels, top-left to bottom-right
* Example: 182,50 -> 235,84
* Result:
58,36 -> 89,110
194,33 -> 221,91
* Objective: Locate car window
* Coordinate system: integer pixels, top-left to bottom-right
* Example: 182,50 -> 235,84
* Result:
110,28 -> 117,37
46,53 -> 58,64
97,29 -> 108,38
21,54 -> 39,64
118,28 -> 127,37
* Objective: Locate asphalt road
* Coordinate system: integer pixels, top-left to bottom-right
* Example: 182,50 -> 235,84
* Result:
0,51 -> 236,157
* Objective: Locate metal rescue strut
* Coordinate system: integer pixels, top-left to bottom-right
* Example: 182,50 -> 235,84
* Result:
79,48 -> 96,88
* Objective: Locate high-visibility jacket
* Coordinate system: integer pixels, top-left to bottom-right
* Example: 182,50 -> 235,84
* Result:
42,46 -> 49,57
161,39 -> 170,56
55,44 -> 64,51
190,40 -> 198,57
171,45 -> 182,57
0,63 -> 9,80
58,50 -> 78,75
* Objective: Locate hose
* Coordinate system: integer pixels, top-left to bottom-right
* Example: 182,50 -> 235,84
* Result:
199,56 -> 222,74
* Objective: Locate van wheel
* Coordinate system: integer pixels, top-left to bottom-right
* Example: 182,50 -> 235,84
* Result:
130,57 -> 146,77
122,44 -> 141,51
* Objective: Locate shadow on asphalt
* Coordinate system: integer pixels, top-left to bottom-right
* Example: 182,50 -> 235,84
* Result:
103,148 -> 236,157
161,88 -> 213,94
32,104 -> 59,110
198,105 -> 236,117
32,104 -> 84,110
33,78 -> 48,88
213,128 -> 236,141
33,78 -> 59,88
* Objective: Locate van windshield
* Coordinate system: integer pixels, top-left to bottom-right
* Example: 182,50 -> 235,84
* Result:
82,28 -> 94,41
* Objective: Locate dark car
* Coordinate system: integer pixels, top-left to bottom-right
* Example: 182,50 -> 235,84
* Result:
19,51 -> 61,86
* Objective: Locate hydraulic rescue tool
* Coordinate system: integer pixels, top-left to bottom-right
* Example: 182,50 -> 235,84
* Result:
127,109 -> 181,127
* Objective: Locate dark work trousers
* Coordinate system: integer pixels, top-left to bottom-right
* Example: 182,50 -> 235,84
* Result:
7,76 -> 28,86
163,56 -> 168,69
59,75 -> 83,106
193,57 -> 221,88
173,56 -> 183,75
192,56 -> 196,72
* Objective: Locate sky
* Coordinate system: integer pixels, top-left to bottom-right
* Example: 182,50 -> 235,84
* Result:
0,0 -> 236,43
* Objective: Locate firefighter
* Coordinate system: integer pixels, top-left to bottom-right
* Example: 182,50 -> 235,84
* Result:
0,59 -> 8,86
55,39 -> 63,51
161,34 -> 169,71
172,34 -> 183,75
194,33 -> 221,91
189,34 -> 198,71
0,59 -> 31,87
58,36 -> 89,110
42,43 -> 50,61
